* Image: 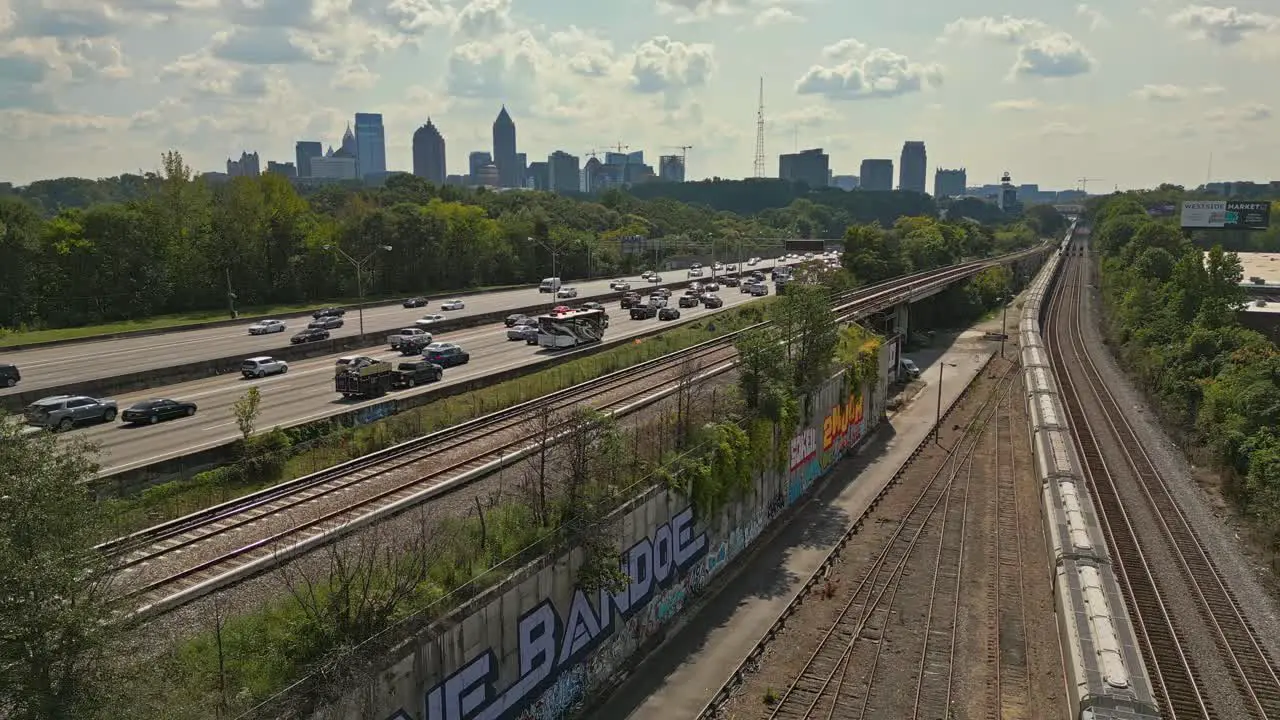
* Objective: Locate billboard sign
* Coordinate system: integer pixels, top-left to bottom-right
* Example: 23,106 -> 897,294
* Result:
1180,200 -> 1272,230
785,239 -> 827,253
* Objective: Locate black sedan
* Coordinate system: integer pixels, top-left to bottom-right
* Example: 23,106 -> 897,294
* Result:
658,307 -> 681,321
312,307 -> 346,319
403,297 -> 429,308
505,313 -> 530,327
291,327 -> 330,344
678,295 -> 700,308
122,398 -> 198,425
701,294 -> 724,308
308,315 -> 344,330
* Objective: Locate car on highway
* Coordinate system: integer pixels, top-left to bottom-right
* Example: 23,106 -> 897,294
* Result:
25,395 -> 118,431
308,315 -> 344,330
609,279 -> 632,291
291,327 -> 330,344
388,327 -> 430,350
441,299 -> 466,311
122,398 -> 198,425
749,283 -> 769,297
579,301 -> 606,312
398,334 -> 435,355
640,270 -> 654,280
391,361 -> 443,388
312,307 -> 346,319
747,258 -> 759,266
658,307 -> 681,321
402,297 -> 429,308
726,263 -> 737,271
701,294 -> 724,309
740,279 -> 760,293
648,294 -> 668,308
630,304 -> 658,319
721,275 -> 740,287
678,295 -> 700,308
423,342 -> 470,367
653,287 -> 672,298
0,363 -> 19,387
556,286 -> 579,299
505,313 -> 530,327
415,314 -> 446,327
620,292 -> 642,309
241,356 -> 288,378
552,305 -> 572,314
247,319 -> 287,335
507,322 -> 539,343
703,281 -> 720,292
648,274 -> 663,283
688,267 -> 703,277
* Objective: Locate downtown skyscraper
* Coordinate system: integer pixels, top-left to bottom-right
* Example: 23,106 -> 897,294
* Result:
492,106 -> 521,188
354,113 -> 387,180
412,119 -> 447,184
899,141 -> 927,193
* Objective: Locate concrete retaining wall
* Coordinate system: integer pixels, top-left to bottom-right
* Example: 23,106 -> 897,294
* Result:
315,348 -> 890,720
2,279 -> 703,413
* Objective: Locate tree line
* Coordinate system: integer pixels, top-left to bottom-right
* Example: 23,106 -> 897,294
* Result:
0,155 -> 1064,332
1090,194 -> 1280,538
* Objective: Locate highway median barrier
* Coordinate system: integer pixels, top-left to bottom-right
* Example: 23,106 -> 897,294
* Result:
1,278 -> 705,412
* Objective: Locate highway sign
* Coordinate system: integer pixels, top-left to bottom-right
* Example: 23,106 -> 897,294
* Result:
1181,200 -> 1272,230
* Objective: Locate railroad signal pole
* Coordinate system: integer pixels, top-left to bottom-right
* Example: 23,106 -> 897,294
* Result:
935,361 -> 957,444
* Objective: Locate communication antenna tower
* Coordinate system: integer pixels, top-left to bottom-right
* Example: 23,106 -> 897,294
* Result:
753,77 -> 766,178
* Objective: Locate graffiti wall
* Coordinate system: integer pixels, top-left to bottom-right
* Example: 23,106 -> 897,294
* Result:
322,355 -> 889,720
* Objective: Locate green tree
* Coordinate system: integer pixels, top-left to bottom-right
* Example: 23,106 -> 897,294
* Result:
0,419 -> 119,718
770,283 -> 839,393
234,386 -> 262,442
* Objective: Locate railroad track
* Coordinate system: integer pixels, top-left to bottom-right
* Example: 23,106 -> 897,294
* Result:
764,366 -> 1014,719
989,383 -> 1032,719
1047,249 -> 1280,719
101,253 -> 1042,620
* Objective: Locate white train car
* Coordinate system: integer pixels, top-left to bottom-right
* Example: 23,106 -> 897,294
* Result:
1020,223 -> 1163,720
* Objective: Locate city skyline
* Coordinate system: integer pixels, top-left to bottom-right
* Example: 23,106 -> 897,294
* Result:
0,1 -> 1277,188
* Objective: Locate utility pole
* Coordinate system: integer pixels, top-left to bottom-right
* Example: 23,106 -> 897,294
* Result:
324,244 -> 393,337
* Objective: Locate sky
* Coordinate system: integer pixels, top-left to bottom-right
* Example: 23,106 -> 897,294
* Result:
0,0 -> 1278,190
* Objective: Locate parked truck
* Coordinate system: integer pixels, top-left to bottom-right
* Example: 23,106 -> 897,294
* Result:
334,356 -> 394,398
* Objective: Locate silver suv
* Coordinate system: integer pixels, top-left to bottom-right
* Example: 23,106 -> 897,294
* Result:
241,356 -> 289,378
25,395 -> 118,431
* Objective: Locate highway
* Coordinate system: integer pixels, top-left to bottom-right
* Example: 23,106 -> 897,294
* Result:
45,282 -> 780,476
0,259 -> 794,398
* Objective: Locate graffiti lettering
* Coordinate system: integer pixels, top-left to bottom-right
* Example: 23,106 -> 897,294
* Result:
421,507 -> 706,720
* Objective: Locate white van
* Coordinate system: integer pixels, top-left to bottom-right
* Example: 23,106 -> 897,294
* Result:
539,277 -> 562,293
899,358 -> 921,380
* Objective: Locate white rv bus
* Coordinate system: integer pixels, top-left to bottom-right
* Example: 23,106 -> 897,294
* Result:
537,307 -> 609,349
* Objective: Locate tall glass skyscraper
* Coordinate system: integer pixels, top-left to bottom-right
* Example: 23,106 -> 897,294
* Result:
353,113 -> 387,180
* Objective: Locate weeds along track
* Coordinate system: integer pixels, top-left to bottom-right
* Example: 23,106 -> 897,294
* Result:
101,258 -> 1025,621
1047,252 -> 1280,719
761,366 -> 1016,720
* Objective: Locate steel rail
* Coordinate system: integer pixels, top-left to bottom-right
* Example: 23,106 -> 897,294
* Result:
764,368 -> 1015,719
1058,249 -> 1280,717
1046,251 -> 1209,719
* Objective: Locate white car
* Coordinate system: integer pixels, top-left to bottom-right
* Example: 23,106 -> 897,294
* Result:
688,267 -> 703,277
415,314 -> 446,327
241,356 -> 288,378
648,274 -> 662,283
247,319 -> 287,335
556,287 -> 578,299
747,258 -> 759,266
441,299 -> 465,311
609,279 -> 631,291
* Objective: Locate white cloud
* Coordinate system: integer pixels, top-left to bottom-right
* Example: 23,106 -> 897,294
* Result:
210,27 -> 311,65
940,15 -> 1049,43
655,0 -> 749,22
754,7 -> 800,26
0,108 -> 127,140
1012,32 -> 1095,78
548,27 -> 619,78
332,63 -> 377,90
991,98 -> 1042,111
452,0 -> 512,38
795,39 -> 941,101
1168,4 -> 1279,45
1132,83 -> 1189,101
446,35 -> 537,99
630,36 -> 715,95
1041,121 -> 1086,136
1206,102 -> 1273,124
776,105 -> 836,127
1076,4 -> 1108,30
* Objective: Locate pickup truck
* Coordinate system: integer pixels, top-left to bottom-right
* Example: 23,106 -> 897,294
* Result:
630,304 -> 658,319
388,327 -> 431,350
391,361 -> 443,389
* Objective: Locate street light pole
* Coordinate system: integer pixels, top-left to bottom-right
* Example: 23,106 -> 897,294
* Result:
326,244 -> 392,337
528,236 -> 558,283
935,361 -> 957,444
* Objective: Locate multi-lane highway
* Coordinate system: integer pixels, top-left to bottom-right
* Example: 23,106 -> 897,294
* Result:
0,260 -> 794,397
47,281 -> 781,476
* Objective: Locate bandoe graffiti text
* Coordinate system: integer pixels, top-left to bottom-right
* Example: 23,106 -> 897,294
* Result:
417,507 -> 707,720
787,389 -> 866,504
